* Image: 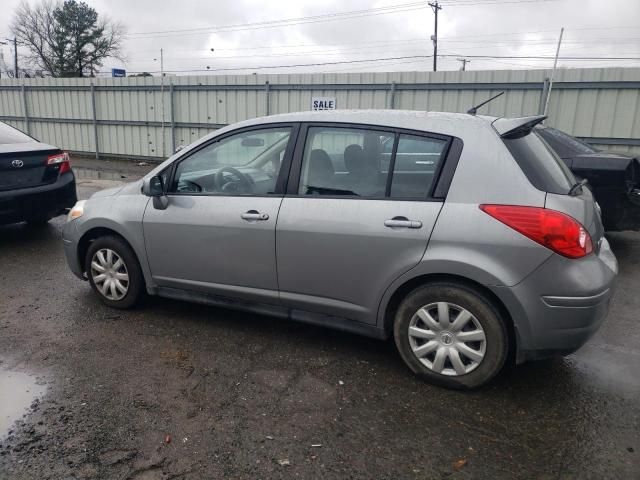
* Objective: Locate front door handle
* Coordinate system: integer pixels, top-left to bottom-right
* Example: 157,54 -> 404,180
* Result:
384,216 -> 422,229
241,210 -> 269,221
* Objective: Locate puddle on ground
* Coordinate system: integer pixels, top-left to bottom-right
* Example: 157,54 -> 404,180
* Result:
0,368 -> 46,439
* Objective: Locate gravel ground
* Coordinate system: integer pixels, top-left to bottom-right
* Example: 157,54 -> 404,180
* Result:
0,175 -> 638,479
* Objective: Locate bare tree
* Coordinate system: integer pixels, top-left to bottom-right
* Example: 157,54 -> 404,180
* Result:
11,0 -> 124,77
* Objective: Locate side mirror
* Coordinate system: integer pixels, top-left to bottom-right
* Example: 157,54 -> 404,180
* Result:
142,175 -> 164,197
142,176 -> 169,210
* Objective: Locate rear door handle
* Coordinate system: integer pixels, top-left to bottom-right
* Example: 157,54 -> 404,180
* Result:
241,210 -> 269,221
384,217 -> 422,229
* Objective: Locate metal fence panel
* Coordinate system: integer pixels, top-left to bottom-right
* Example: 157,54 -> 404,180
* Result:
1,67 -> 640,160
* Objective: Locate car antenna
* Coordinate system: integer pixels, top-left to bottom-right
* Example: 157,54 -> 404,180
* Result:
467,91 -> 505,115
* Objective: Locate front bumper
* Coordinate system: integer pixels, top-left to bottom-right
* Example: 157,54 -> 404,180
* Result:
0,172 -> 77,224
62,219 -> 85,280
492,237 -> 618,363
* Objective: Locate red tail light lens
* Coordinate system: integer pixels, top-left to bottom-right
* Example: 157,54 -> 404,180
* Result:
47,152 -> 71,174
480,204 -> 593,259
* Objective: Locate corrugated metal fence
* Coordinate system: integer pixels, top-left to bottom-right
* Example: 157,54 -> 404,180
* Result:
1,67 -> 639,161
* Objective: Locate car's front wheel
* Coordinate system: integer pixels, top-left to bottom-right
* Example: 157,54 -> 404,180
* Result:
394,282 -> 508,389
85,236 -> 143,309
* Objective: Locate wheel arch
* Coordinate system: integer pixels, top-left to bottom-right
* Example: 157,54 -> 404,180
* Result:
380,273 -> 518,364
77,227 -> 139,275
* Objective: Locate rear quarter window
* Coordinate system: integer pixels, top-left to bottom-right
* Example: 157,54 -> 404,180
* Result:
0,122 -> 34,144
502,131 -> 576,195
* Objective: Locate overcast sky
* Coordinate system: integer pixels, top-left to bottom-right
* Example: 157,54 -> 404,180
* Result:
1,0 -> 639,76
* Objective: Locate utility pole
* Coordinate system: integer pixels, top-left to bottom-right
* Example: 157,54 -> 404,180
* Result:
428,1 -> 442,72
457,58 -> 470,71
543,27 -> 564,117
11,38 -> 18,78
160,48 -> 165,157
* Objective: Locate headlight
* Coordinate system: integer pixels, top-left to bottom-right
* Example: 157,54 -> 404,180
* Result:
67,200 -> 86,221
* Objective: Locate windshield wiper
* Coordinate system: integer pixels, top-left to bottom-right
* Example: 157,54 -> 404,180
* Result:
569,178 -> 588,196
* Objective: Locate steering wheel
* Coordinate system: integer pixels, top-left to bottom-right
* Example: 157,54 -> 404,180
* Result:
215,167 -> 253,194
176,179 -> 202,193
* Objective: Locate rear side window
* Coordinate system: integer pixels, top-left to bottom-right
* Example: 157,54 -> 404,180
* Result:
299,126 -> 393,197
0,122 -> 33,144
503,132 -> 575,195
390,134 -> 447,198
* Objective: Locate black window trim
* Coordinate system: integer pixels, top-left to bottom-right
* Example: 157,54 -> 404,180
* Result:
164,122 -> 301,198
285,121 -> 461,202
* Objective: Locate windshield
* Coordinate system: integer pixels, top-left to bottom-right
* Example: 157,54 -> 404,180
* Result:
503,131 -> 576,195
0,122 -> 34,144
537,127 -> 597,157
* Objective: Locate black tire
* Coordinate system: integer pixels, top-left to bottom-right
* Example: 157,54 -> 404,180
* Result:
85,235 -> 144,309
393,282 -> 508,390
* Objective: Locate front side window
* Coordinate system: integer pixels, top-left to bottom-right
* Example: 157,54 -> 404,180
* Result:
170,127 -> 291,195
299,127 -> 394,197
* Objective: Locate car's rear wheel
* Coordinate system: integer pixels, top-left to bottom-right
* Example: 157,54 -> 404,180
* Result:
85,236 -> 143,309
393,282 -> 508,389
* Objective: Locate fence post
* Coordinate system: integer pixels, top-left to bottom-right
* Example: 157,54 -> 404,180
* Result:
388,81 -> 397,109
90,82 -> 99,160
169,83 -> 176,154
538,77 -> 550,116
21,84 -> 30,135
265,81 -> 270,116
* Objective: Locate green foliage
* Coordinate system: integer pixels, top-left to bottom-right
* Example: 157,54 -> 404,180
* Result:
12,0 -> 123,77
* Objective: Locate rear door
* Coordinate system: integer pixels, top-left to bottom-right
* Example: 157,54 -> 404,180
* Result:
275,123 -> 456,325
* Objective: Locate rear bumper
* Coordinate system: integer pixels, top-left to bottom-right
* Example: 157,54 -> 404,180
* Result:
491,237 -> 618,363
0,172 -> 77,224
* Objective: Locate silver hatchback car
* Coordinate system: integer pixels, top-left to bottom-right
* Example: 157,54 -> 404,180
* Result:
63,110 -> 618,389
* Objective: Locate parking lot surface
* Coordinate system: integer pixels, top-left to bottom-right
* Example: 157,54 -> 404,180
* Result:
0,175 -> 638,479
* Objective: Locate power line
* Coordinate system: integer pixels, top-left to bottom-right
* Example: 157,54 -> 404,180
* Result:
125,3 -> 426,39
111,53 -> 640,75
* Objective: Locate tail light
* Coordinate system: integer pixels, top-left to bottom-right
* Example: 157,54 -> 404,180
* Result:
480,204 -> 593,259
47,152 -> 71,174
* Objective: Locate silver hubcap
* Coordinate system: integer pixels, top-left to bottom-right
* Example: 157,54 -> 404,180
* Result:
90,248 -> 129,301
408,302 -> 486,376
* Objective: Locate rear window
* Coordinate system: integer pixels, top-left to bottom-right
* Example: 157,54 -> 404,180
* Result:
537,127 -> 597,157
0,122 -> 34,144
502,131 -> 576,195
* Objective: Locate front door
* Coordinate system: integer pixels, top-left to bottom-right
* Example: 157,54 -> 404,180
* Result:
143,124 -> 297,305
276,124 -> 451,324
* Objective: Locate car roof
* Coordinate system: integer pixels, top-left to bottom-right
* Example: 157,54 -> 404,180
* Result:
234,109 -> 497,137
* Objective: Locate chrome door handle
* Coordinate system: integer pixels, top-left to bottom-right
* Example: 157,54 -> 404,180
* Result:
384,217 -> 422,229
241,210 -> 269,221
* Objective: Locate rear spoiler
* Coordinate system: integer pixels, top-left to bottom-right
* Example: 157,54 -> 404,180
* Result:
492,115 -> 546,139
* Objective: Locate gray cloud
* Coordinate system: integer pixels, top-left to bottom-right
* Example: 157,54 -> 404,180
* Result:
1,0 -> 639,76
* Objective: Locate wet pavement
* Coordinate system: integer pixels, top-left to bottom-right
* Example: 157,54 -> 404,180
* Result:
0,366 -> 46,440
0,176 -> 638,479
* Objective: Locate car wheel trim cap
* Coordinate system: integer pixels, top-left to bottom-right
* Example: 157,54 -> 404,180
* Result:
90,248 -> 129,301
408,302 -> 486,376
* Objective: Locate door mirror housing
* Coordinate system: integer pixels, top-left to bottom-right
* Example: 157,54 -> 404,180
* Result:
142,175 -> 164,197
